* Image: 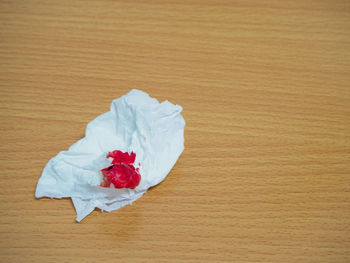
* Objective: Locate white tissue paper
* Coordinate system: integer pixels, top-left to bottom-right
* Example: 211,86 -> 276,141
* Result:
35,89 -> 185,222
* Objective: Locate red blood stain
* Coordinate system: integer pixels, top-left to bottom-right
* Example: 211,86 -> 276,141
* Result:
107,150 -> 136,164
101,150 -> 141,189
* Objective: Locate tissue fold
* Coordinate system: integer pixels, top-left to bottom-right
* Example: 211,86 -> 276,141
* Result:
35,89 -> 185,222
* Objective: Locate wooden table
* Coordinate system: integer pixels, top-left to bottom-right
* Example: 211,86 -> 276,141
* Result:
1,1 -> 349,262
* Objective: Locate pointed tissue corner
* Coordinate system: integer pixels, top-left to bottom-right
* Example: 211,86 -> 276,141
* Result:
35,90 -> 185,222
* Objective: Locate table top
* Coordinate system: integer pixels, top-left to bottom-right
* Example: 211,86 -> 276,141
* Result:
1,1 -> 349,262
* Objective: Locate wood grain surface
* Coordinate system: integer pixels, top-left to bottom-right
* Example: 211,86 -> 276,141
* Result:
1,1 -> 350,262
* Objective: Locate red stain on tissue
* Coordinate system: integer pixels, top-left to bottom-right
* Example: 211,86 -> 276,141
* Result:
101,150 -> 141,189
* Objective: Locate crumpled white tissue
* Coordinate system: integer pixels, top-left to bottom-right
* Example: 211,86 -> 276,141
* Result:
35,89 -> 185,222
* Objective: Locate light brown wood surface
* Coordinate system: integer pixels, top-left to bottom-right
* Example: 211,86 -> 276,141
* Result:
1,1 -> 350,262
